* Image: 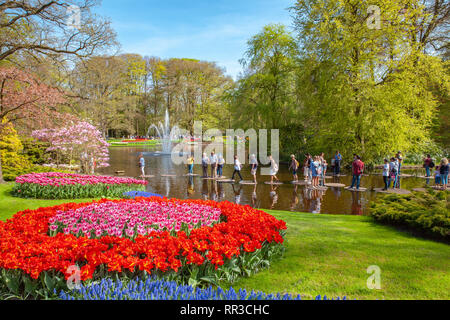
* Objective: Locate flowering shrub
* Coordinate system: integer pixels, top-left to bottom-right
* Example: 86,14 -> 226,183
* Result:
32,121 -> 110,173
58,278 -> 348,300
0,198 -> 286,299
49,201 -> 222,239
12,172 -> 148,199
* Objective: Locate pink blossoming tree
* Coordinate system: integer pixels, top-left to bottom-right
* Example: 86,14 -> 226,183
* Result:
0,67 -> 66,182
32,121 -> 110,174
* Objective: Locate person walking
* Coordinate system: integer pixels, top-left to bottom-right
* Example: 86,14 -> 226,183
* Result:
439,158 -> 449,190
394,157 -> 401,188
138,153 -> 146,178
217,153 -> 225,178
350,155 -> 364,190
423,155 -> 433,177
396,152 -> 404,176
232,155 -> 243,182
186,154 -> 194,175
311,156 -> 320,188
250,154 -> 258,184
434,166 -> 441,187
388,157 -> 398,189
334,151 -> 343,176
289,154 -> 299,182
382,159 -> 390,191
202,153 -> 209,178
307,154 -> 313,182
269,155 -> 280,184
210,151 -> 218,179
319,153 -> 326,186
303,154 -> 311,182
321,160 -> 328,186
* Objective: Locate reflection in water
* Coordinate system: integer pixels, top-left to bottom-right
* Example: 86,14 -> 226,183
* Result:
290,185 -> 299,212
99,147 -> 433,216
251,184 -> 259,208
351,191 -> 363,216
187,176 -> 194,196
210,181 -> 218,202
331,186 -> 342,198
201,180 -> 209,200
232,184 -> 242,205
218,182 -> 225,200
269,185 -> 279,210
302,187 -> 325,214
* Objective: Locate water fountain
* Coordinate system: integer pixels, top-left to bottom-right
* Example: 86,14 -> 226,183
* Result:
147,109 -> 181,155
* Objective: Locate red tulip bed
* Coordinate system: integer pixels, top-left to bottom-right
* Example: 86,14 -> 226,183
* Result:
12,172 -> 148,199
0,197 -> 286,299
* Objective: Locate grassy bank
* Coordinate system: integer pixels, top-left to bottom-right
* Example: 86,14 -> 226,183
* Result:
109,142 -> 161,147
0,183 -> 449,300
0,183 -> 101,221
225,210 -> 450,300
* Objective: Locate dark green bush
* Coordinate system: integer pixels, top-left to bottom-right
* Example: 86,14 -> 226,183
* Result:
20,136 -> 51,165
370,190 -> 450,241
0,127 -> 68,181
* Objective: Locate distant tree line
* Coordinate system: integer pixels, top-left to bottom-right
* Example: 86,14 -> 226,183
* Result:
226,0 -> 449,164
0,0 -> 449,184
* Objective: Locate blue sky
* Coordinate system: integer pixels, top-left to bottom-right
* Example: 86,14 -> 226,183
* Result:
96,0 -> 294,78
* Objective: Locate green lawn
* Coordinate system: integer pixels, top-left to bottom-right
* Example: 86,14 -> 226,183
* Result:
109,141 -> 161,147
0,183 -> 101,221
1,183 -> 449,300
225,210 -> 450,300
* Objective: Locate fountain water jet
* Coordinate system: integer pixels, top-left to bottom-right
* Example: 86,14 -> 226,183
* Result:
147,109 -> 181,155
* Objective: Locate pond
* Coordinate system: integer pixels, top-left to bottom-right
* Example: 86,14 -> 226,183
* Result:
99,146 -> 435,215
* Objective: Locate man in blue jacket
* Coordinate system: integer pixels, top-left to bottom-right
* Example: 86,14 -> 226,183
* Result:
334,151 -> 343,176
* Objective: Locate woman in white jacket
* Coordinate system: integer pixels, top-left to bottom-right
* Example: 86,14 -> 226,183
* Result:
269,155 -> 280,184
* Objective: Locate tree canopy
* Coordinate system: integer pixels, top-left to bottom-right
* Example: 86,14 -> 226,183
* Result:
0,0 -> 448,182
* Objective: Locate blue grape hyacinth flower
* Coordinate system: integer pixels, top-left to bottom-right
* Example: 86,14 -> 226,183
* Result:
123,191 -> 164,199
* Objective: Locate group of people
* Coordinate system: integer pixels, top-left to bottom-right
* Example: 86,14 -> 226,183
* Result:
185,152 -> 328,189
303,152 -> 365,191
194,152 -> 280,185
182,151 -> 343,190
141,151 -> 449,191
423,155 -> 449,190
199,152 -> 226,179
301,153 -> 328,189
381,152 -> 403,191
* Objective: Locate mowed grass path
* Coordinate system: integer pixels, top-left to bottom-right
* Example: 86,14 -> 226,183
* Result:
1,183 -> 449,300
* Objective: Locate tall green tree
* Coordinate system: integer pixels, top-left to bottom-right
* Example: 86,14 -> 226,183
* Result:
291,0 -> 449,163
0,0 -> 117,182
144,58 -> 232,135
229,24 -> 299,130
70,55 -> 130,137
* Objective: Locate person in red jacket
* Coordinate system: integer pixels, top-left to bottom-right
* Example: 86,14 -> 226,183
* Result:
350,155 -> 365,190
